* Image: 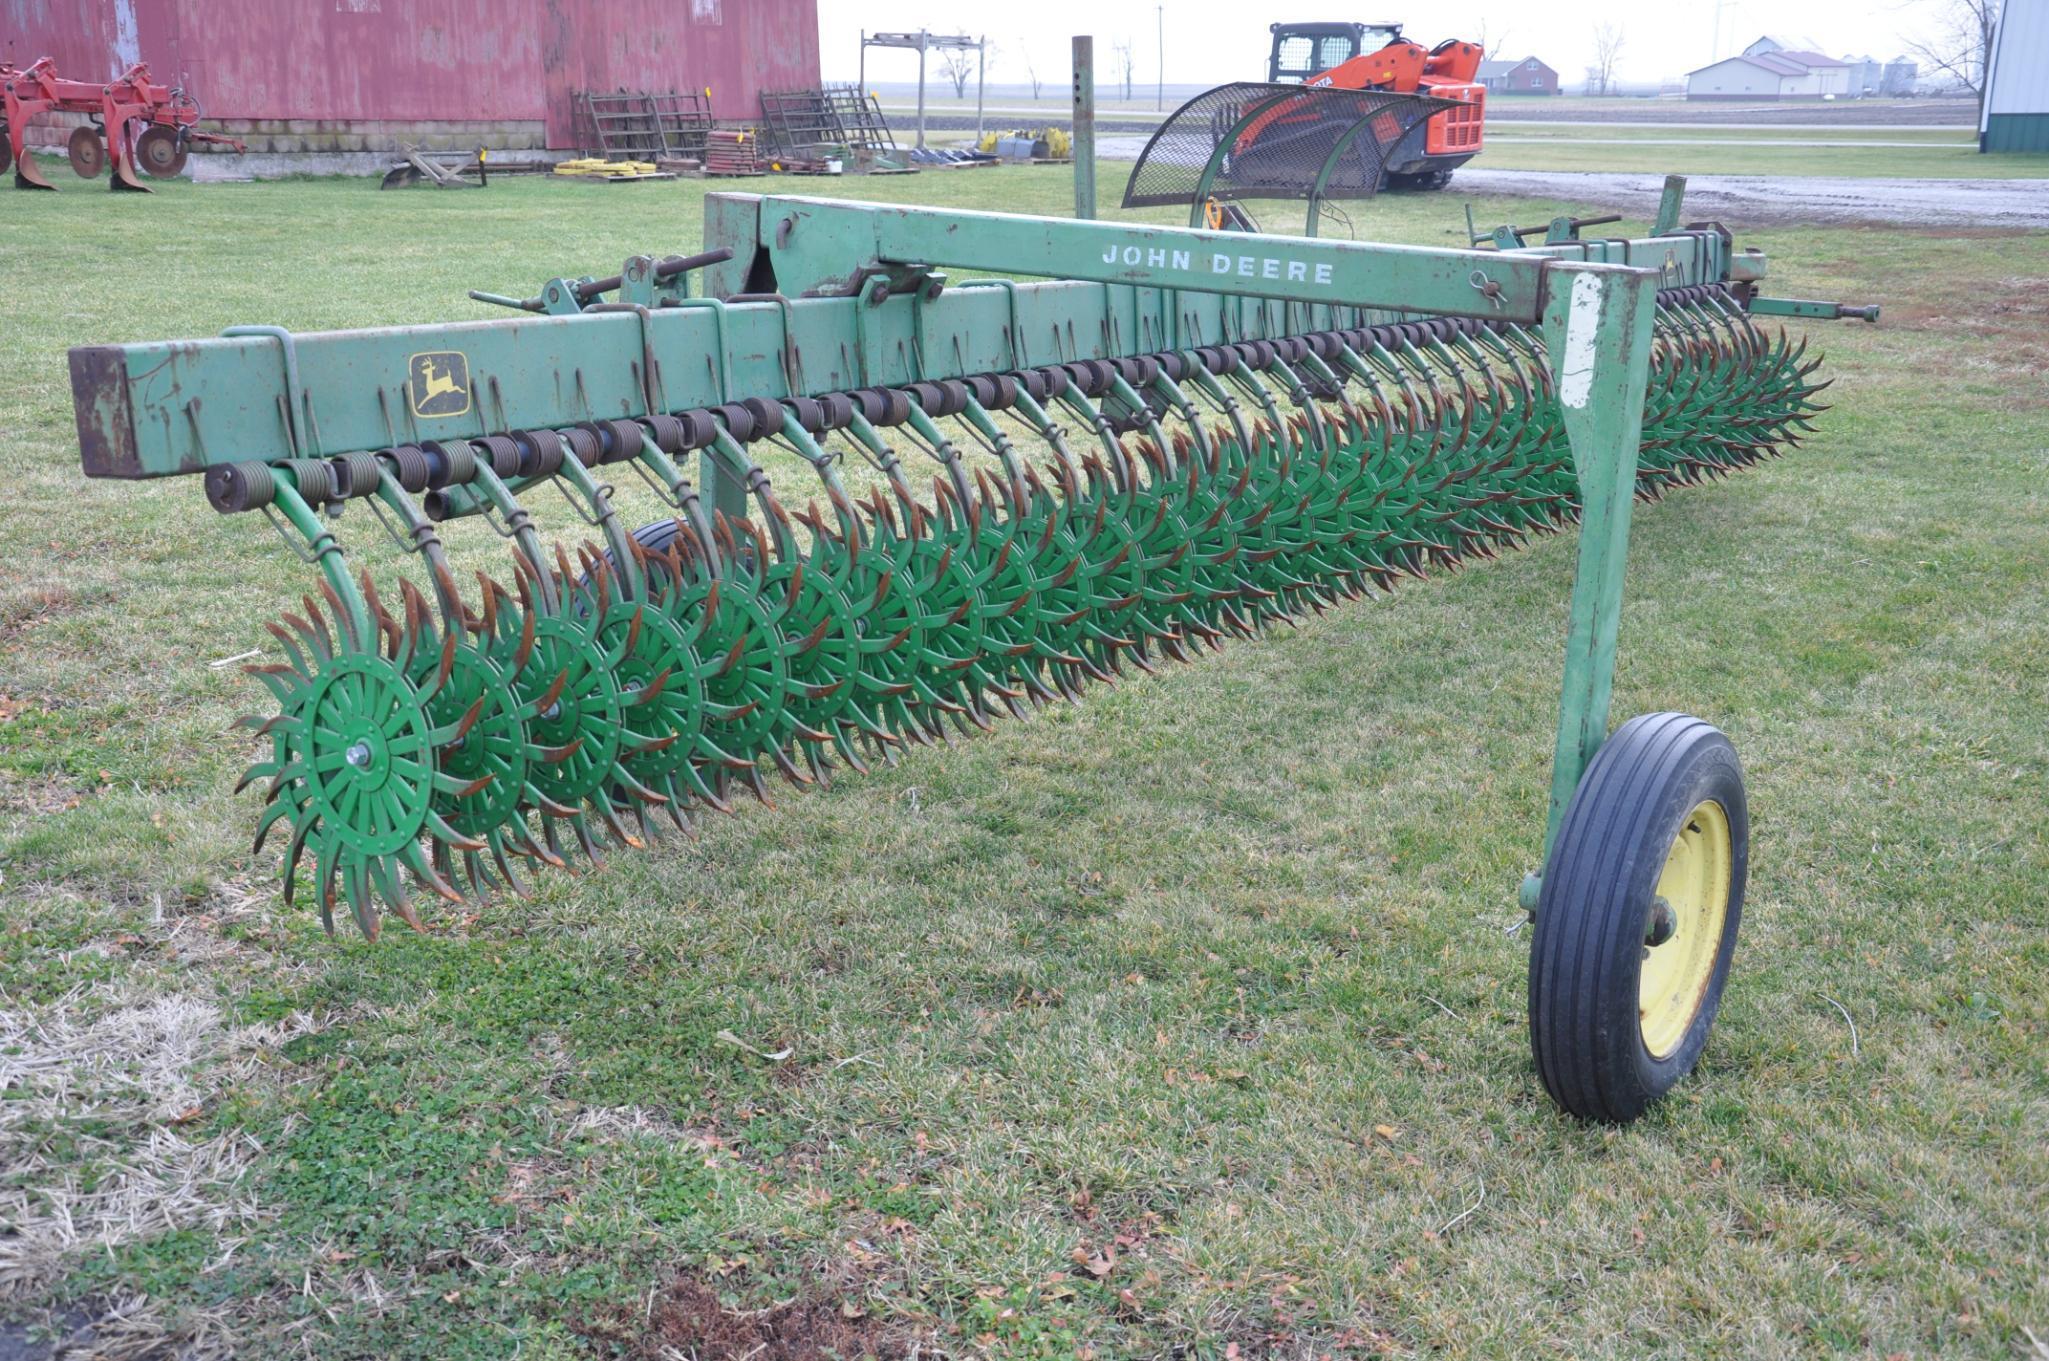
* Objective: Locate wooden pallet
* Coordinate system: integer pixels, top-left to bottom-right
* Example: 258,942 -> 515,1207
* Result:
378,145 -> 489,189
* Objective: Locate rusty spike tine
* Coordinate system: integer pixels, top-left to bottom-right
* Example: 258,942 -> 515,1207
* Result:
431,621 -> 457,694
474,570 -> 501,640
319,580 -> 365,653
450,695 -> 487,745
533,668 -> 572,721
359,570 -> 400,659
597,799 -> 645,850
771,745 -> 816,786
300,594 -> 335,660
571,813 -> 608,867
264,618 -> 315,680
511,556 -> 538,614
511,579 -> 538,670
397,576 -> 435,645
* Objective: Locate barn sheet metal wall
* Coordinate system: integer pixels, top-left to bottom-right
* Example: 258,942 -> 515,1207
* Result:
0,0 -> 820,148
1980,0 -> 2049,154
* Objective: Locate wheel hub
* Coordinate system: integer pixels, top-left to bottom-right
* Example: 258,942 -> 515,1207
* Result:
1638,799 -> 1734,1058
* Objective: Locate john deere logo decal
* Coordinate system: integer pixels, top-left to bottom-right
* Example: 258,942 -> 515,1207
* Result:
408,351 -> 470,419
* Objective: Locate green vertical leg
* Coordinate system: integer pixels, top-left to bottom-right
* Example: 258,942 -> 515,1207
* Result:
1521,261 -> 1659,915
1653,174 -> 1687,238
701,449 -> 750,536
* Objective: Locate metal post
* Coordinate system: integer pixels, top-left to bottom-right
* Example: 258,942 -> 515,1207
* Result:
915,31 -> 928,151
1520,260 -> 1659,912
1156,4 -> 1164,112
1072,36 -> 1096,220
1653,174 -> 1686,237
858,31 -> 866,102
976,36 -> 986,142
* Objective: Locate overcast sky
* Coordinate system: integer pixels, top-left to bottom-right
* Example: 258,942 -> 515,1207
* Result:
818,0 -> 1954,90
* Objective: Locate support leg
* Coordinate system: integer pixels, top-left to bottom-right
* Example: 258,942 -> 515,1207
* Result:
1521,261 -> 1658,913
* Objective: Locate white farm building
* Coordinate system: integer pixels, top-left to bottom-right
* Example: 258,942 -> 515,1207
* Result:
1686,36 -> 1851,101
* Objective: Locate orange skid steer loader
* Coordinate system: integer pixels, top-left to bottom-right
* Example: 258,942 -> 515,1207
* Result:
1263,21 -> 1485,189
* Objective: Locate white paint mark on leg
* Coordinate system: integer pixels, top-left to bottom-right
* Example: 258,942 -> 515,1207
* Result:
1560,271 -> 1604,410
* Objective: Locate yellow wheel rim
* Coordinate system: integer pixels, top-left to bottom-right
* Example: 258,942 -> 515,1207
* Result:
1638,799 -> 1733,1059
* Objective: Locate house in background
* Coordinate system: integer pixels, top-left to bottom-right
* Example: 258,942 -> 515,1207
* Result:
1686,45 -> 1850,100
1477,57 -> 1559,95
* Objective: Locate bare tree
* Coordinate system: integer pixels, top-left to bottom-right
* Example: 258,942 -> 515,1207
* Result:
1904,0 -> 2001,106
1113,37 -> 1136,100
1472,19 -> 1513,61
1025,53 -> 1043,101
938,44 -> 977,99
1589,22 -> 1626,96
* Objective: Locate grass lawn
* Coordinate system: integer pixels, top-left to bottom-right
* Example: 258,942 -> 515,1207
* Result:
1,166 -> 2045,1359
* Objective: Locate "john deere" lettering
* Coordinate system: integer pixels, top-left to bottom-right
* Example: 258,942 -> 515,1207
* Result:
1099,243 -> 1336,286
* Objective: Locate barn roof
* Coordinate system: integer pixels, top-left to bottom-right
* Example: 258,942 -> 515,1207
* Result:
1477,57 -> 1553,79
1686,49 -> 1846,78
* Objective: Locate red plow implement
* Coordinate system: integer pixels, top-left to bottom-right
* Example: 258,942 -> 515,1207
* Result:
2,57 -> 244,192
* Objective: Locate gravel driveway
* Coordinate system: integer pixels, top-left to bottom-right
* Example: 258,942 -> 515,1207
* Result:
1451,170 -> 2049,229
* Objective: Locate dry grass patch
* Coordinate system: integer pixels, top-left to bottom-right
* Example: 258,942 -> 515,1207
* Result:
0,988 -> 324,1298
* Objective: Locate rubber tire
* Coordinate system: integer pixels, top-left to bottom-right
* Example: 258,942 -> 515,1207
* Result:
1528,712 -> 1747,1123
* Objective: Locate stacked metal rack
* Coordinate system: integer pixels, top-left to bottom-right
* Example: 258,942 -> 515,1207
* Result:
822,83 -> 897,152
758,89 -> 845,160
576,90 -> 714,161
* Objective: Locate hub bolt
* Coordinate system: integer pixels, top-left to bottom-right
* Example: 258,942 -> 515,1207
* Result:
344,740 -> 373,769
1645,896 -> 1678,947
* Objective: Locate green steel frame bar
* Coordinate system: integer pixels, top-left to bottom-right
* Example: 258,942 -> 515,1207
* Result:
69,196 -> 1763,912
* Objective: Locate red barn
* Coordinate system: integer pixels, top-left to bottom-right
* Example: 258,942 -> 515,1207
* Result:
1,0 -> 820,152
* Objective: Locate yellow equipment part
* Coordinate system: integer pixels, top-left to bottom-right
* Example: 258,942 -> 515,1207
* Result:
1639,799 -> 1735,1058
553,158 -> 660,178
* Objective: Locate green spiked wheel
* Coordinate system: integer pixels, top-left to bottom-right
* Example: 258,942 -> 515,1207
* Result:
670,563 -> 794,798
299,652 -> 435,858
428,642 -> 527,842
520,614 -> 630,834
242,589 -> 464,937
599,595 -> 708,818
417,630 -> 537,902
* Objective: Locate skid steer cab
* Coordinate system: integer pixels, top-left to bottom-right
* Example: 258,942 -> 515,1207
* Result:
1266,20 -> 1484,189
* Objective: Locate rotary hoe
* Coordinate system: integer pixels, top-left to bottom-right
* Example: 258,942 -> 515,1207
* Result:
68,184 -> 1876,1121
